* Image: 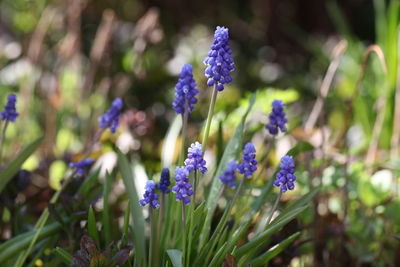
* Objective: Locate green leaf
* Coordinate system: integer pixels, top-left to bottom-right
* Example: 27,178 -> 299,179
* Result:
162,115 -> 181,168
0,135 -> 43,193
166,249 -> 183,267
249,232 -> 301,267
53,247 -> 73,265
121,201 -> 131,248
77,168 -> 100,195
208,220 -> 252,267
117,148 -> 147,267
234,206 -> 308,258
88,206 -> 100,246
0,221 -> 62,262
102,171 -> 112,245
14,210 -> 50,267
201,93 -> 256,247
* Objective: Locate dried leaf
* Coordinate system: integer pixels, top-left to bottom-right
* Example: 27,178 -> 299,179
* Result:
222,254 -> 237,267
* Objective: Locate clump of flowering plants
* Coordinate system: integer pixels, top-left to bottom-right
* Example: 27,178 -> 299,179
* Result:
0,26 -> 317,267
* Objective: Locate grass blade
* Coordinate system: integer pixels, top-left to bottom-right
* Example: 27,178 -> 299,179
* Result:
0,135 -> 43,193
88,206 -> 100,246
53,247 -> 73,265
117,148 -> 147,267
0,221 -> 62,262
162,115 -> 181,168
201,93 -> 256,247
102,171 -> 112,245
166,249 -> 183,267
234,206 -> 308,258
249,232 -> 301,267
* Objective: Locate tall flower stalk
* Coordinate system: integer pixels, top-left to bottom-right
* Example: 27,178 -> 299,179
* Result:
173,64 -> 199,165
202,26 -> 235,149
257,99 -> 288,179
157,168 -> 170,262
183,142 -> 207,265
184,141 -> 207,202
231,142 -> 258,205
139,180 -> 160,267
266,155 -> 297,224
172,166 -> 192,265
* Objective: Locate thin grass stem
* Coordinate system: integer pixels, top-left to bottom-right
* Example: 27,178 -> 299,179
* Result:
202,84 -> 218,150
266,190 -> 282,225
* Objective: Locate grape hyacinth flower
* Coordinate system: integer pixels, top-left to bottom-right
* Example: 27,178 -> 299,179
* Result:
266,100 -> 288,135
204,26 -> 235,91
158,168 -> 171,194
139,180 -> 160,209
274,155 -> 296,193
219,161 -> 238,188
99,98 -> 123,133
238,142 -> 258,178
70,158 -> 94,176
184,142 -> 207,174
1,94 -> 19,122
172,64 -> 199,115
172,167 -> 193,205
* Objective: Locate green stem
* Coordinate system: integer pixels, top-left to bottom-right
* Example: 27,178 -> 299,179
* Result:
157,194 -> 165,265
202,84 -> 218,150
266,190 -> 282,225
0,120 -> 9,162
182,205 -> 187,266
186,171 -> 197,266
255,135 -> 275,180
193,171 -> 198,204
231,177 -> 245,208
149,208 -> 154,267
179,101 -> 189,165
83,127 -> 106,159
158,194 -> 165,242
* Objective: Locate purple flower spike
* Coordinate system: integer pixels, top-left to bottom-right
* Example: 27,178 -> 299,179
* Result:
172,167 -> 193,205
1,94 -> 19,122
139,180 -> 160,209
99,98 -> 123,133
274,155 -> 296,193
266,100 -> 287,135
70,158 -> 94,176
173,64 -> 199,115
184,142 -> 207,174
204,26 -> 235,91
237,142 -> 258,178
158,168 -> 171,194
219,161 -> 237,188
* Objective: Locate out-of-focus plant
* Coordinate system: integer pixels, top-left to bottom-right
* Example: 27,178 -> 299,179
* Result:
0,25 -> 314,267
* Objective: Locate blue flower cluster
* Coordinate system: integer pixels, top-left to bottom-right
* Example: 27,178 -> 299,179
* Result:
172,167 -> 193,205
158,168 -> 171,194
139,180 -> 160,209
70,158 -> 94,176
274,155 -> 296,193
219,161 -> 238,188
266,100 -> 287,135
99,98 -> 123,133
1,94 -> 19,122
238,142 -> 258,178
204,26 -> 235,91
184,142 -> 207,174
173,64 -> 199,115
